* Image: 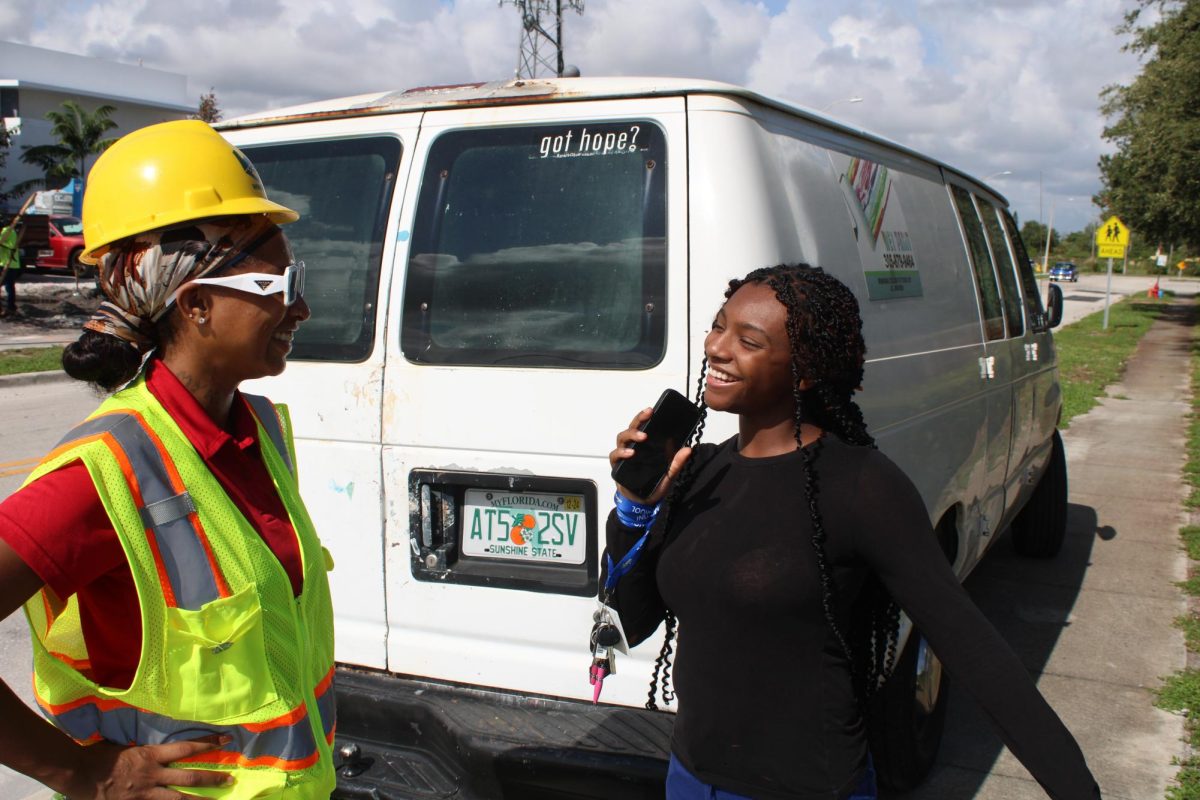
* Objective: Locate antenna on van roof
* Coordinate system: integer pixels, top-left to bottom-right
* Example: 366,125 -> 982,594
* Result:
500,0 -> 584,79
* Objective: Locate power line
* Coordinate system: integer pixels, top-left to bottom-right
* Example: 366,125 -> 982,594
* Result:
500,0 -> 584,79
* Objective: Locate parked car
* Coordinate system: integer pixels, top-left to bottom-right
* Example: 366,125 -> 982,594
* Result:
1049,261 -> 1078,282
29,215 -> 87,275
222,77 -> 1068,797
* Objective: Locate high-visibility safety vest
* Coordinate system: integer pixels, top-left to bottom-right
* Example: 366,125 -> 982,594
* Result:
21,377 -> 336,799
0,224 -> 20,271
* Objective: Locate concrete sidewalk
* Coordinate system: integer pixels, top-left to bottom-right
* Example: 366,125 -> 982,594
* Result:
895,297 -> 1196,798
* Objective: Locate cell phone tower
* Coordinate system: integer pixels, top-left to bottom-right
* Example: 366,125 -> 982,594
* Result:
500,0 -> 584,79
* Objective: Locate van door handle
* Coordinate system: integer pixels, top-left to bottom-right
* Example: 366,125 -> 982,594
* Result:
417,483 -> 457,572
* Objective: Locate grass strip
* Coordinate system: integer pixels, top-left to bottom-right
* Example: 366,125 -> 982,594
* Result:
1159,299 -> 1200,799
1053,295 -> 1168,427
0,346 -> 64,376
1189,331 -> 1200,509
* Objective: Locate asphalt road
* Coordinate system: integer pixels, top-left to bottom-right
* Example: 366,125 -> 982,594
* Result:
0,378 -> 97,800
1049,270 -> 1184,327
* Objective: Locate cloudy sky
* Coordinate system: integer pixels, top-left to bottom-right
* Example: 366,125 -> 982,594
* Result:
2,0 -> 1147,234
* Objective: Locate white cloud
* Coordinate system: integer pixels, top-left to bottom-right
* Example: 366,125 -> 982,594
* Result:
3,0 -> 1143,232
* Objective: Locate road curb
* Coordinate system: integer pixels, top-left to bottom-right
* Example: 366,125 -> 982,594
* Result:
0,370 -> 72,389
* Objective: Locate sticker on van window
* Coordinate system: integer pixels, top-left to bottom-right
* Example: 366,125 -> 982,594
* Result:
537,124 -> 646,159
831,154 -> 924,300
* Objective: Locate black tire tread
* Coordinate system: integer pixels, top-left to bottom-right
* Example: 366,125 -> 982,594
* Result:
868,631 -> 949,791
1011,429 -> 1068,558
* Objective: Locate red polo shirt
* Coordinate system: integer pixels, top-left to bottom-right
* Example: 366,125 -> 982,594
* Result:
0,359 -> 304,689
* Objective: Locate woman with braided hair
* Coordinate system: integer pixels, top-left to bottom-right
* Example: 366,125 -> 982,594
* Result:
604,263 -> 1099,799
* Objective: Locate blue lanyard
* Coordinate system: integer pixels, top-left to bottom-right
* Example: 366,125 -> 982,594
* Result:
604,528 -> 652,595
603,493 -> 661,595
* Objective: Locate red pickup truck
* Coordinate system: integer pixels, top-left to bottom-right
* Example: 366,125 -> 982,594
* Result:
29,215 -> 87,274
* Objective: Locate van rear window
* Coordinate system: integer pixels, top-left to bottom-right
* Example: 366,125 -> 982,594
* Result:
401,122 -> 667,368
242,136 -> 402,362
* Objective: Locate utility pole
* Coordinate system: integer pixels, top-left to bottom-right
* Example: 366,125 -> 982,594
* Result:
500,0 -> 584,79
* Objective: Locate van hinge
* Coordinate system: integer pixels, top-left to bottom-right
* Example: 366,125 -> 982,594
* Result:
978,356 -> 996,380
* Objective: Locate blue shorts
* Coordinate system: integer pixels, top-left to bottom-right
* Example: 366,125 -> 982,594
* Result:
666,752 -> 876,800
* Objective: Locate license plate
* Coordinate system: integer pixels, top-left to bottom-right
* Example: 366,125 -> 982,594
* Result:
37,249 -> 53,258
462,489 -> 586,564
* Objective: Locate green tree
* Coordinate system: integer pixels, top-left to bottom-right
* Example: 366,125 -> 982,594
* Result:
1020,220 -> 1057,254
193,88 -> 221,123
18,100 -> 119,191
1098,0 -> 1200,248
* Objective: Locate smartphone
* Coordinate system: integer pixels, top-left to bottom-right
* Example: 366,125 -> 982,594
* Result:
611,389 -> 702,500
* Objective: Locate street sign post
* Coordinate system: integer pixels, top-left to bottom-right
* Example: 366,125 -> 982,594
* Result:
1095,216 -> 1130,330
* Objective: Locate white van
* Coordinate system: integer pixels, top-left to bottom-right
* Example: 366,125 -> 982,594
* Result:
223,77 -> 1067,797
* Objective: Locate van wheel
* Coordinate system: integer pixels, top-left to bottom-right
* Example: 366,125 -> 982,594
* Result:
868,630 -> 948,791
69,248 -> 92,278
1011,429 -> 1068,558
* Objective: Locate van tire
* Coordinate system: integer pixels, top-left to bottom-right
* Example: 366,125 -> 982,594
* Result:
868,629 -> 948,791
69,248 -> 92,278
1011,429 -> 1067,558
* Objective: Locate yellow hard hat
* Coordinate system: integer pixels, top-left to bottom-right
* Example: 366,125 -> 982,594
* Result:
80,119 -> 297,263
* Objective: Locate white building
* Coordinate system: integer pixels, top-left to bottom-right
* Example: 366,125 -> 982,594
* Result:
1,41 -> 193,213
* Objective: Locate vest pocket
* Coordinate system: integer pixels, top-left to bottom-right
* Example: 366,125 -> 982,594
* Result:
169,767 -> 288,798
164,583 -> 280,722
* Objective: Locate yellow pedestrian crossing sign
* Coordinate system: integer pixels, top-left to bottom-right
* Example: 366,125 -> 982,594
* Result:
1096,215 -> 1129,258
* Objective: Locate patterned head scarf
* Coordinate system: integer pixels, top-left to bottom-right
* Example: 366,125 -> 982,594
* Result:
83,215 -> 278,352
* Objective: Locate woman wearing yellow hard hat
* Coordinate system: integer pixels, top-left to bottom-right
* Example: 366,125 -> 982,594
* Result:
0,120 -> 336,799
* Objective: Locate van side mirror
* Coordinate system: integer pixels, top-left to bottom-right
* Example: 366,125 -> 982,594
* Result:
1045,282 -> 1064,328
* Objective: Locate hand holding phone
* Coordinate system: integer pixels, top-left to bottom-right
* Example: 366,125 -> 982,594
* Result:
610,389 -> 702,502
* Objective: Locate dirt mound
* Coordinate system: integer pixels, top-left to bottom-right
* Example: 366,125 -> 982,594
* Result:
0,280 -> 102,335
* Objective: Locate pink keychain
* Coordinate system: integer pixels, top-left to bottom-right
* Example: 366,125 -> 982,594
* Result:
589,660 -> 608,703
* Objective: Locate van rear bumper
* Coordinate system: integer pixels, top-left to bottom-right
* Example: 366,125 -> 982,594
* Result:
331,667 -> 672,799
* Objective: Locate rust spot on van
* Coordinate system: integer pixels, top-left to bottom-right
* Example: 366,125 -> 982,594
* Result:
400,81 -> 489,95
219,80 -> 586,130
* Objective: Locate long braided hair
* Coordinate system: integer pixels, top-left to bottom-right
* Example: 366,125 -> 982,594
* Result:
646,263 -> 900,710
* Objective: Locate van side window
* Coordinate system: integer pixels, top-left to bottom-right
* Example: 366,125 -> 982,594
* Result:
243,137 -> 402,362
401,122 -> 667,369
950,185 -> 1004,341
1002,211 -> 1049,331
978,199 -> 1024,337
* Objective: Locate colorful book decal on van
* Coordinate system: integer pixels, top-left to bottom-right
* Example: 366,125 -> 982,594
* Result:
847,157 -> 890,244
834,154 -> 923,300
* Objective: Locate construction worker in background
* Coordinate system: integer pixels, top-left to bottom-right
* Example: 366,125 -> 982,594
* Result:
0,215 -> 22,316
0,120 -> 336,799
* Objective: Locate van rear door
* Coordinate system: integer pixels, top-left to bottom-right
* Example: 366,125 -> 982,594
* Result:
380,98 -> 688,705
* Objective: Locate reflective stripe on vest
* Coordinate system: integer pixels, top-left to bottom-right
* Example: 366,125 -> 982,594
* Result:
243,393 -> 294,477
53,412 -> 228,610
314,667 -> 336,745
37,682 -> 326,770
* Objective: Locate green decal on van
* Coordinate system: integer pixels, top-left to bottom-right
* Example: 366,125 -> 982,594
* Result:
864,270 -> 923,299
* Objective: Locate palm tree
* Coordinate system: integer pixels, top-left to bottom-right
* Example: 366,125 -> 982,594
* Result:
17,100 -> 119,192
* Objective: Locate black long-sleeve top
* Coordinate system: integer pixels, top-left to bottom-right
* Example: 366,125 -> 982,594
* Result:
605,434 -> 1100,800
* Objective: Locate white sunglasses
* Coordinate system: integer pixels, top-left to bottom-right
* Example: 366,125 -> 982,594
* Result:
183,262 -> 306,306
